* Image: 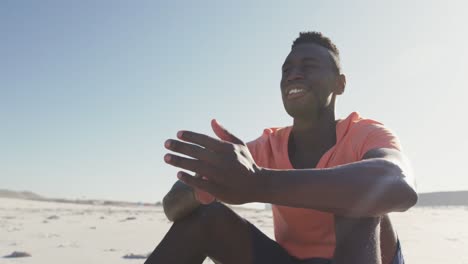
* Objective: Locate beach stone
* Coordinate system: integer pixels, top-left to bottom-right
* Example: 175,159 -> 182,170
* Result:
121,216 -> 137,222
4,251 -> 31,258
122,253 -> 148,259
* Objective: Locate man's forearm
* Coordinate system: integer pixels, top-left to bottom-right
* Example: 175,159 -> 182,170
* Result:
254,158 -> 417,217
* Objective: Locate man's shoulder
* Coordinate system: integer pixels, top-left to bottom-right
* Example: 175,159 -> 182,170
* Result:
342,113 -> 402,155
335,112 -> 402,159
246,126 -> 291,166
247,126 -> 291,147
343,112 -> 393,138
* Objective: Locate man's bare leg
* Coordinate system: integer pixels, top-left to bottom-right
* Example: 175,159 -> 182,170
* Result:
149,188 -> 382,264
144,202 -> 254,264
334,216 -> 382,264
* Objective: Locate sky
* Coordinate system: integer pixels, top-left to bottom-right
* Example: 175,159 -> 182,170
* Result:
1,0 -> 467,203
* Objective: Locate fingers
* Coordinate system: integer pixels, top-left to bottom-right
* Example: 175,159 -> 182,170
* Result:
193,173 -> 216,204
211,119 -> 244,145
194,189 -> 216,204
177,130 -> 231,153
177,171 -> 217,194
165,139 -> 223,165
164,154 -> 216,178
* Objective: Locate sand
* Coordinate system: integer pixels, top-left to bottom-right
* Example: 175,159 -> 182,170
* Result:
1,197 -> 467,263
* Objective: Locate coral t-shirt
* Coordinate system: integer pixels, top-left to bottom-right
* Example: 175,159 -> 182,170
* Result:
196,112 -> 401,259
196,112 -> 402,259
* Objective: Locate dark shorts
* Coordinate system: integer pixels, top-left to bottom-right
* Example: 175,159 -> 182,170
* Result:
247,221 -> 405,264
392,240 -> 405,264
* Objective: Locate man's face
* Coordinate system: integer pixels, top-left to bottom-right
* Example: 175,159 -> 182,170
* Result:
280,43 -> 340,119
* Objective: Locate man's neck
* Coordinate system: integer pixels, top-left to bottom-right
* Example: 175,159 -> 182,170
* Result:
291,109 -> 338,151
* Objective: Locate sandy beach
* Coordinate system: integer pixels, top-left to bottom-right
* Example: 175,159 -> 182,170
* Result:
1,197 -> 467,263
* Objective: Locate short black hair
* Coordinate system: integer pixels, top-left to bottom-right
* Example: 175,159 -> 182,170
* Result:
292,31 -> 341,73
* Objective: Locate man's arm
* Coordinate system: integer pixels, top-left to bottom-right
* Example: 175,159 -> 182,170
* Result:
255,148 -> 417,217
165,123 -> 417,217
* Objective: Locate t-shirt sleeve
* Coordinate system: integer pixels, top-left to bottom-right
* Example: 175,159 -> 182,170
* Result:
357,123 -> 402,160
247,128 -> 274,167
246,129 -> 271,166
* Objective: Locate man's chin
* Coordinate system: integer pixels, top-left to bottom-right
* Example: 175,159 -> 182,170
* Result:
288,110 -> 314,119
285,106 -> 317,119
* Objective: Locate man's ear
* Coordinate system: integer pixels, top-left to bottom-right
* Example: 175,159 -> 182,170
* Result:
334,74 -> 346,95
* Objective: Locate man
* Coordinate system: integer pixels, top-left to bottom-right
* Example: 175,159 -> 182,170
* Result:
145,31 -> 417,264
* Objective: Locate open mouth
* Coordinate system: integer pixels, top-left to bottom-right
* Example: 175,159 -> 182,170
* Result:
286,87 -> 309,99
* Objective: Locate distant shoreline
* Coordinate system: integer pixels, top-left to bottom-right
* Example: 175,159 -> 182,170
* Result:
2,189 -> 468,208
415,191 -> 468,207
0,189 -> 159,208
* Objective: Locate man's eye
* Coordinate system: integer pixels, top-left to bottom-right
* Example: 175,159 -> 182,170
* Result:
282,67 -> 290,73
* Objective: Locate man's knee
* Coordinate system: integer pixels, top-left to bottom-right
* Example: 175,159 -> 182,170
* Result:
171,202 -> 254,264
177,202 -> 237,235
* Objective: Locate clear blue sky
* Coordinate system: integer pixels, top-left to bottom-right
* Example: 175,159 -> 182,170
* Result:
2,0 -> 467,203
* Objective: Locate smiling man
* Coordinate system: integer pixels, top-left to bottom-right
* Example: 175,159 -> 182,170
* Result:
145,32 -> 417,264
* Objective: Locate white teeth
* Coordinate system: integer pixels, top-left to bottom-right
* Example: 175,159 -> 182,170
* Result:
288,88 -> 304,95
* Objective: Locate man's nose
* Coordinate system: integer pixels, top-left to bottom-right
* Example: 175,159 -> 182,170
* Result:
287,68 -> 304,82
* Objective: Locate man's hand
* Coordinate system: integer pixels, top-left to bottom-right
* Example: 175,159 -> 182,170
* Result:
194,119 -> 244,204
163,120 -> 263,205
